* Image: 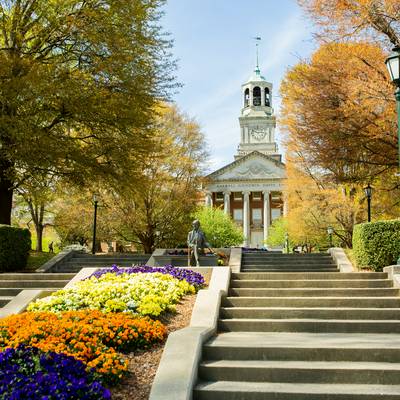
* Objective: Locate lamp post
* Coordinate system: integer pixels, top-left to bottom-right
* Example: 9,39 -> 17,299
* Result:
92,194 -> 99,255
385,46 -> 400,170
327,226 -> 333,248
364,184 -> 372,223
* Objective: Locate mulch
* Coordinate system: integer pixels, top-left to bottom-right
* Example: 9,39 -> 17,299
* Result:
110,294 -> 197,400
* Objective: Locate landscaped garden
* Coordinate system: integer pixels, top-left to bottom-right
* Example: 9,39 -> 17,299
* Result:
0,265 -> 205,399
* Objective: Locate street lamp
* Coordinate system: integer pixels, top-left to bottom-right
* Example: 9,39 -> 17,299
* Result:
92,194 -> 99,255
385,46 -> 400,170
327,226 -> 334,248
364,184 -> 372,223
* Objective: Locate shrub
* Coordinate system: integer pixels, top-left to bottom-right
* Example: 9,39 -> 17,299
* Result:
193,206 -> 244,248
0,345 -> 110,399
0,225 -> 31,271
28,271 -> 196,316
0,310 -> 166,384
352,220 -> 400,271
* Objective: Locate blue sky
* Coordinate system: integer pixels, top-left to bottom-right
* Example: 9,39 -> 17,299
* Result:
162,0 -> 316,172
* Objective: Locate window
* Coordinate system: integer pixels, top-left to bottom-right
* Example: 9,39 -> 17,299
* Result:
234,209 -> 243,221
271,208 -> 282,221
265,88 -> 270,107
216,192 -> 224,202
253,87 -> 261,106
233,192 -> 243,201
252,208 -> 262,222
252,192 -> 262,200
244,88 -> 250,107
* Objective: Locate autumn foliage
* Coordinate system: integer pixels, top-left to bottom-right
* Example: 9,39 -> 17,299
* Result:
281,2 -> 400,247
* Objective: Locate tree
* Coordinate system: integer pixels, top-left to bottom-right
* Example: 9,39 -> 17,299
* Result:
15,175 -> 56,252
0,0 -> 176,225
280,42 -> 398,184
266,217 -> 288,248
298,0 -> 400,46
193,206 -> 244,248
53,189 -> 111,248
106,105 -> 208,254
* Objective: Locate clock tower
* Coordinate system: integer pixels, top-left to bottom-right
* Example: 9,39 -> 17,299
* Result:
236,64 -> 279,160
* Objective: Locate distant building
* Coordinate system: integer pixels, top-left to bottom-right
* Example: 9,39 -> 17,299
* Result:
204,62 -> 286,248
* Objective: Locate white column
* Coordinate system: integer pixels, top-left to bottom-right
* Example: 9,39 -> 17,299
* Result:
242,191 -> 250,247
263,191 -> 271,242
205,192 -> 213,207
261,87 -> 265,107
223,191 -> 231,215
283,195 -> 288,216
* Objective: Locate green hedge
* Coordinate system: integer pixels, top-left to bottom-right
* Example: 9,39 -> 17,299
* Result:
0,225 -> 31,272
352,220 -> 400,271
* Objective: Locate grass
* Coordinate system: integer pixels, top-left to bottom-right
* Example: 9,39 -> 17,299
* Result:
26,251 -> 56,271
30,227 -> 60,253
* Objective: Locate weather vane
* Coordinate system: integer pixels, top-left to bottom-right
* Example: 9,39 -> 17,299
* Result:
253,36 -> 261,70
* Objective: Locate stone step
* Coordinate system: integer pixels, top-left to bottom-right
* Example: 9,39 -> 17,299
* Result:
242,268 -> 339,273
220,307 -> 400,320
230,279 -> 392,288
0,288 -> 23,296
241,263 -> 337,270
194,381 -> 400,400
0,280 -> 69,288
219,318 -> 400,333
232,272 -> 388,280
0,273 -> 75,280
65,259 -> 143,265
228,288 -> 400,297
222,296 -> 400,308
203,332 -> 400,363
72,253 -> 151,260
0,296 -> 13,307
199,359 -> 400,384
242,254 -> 332,259
242,260 -> 336,265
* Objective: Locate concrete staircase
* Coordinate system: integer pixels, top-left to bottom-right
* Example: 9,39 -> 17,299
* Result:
0,273 -> 75,308
57,253 -> 151,272
241,251 -> 338,272
194,252 -> 400,399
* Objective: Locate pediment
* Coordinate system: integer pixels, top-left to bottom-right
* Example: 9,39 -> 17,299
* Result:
207,151 -> 285,182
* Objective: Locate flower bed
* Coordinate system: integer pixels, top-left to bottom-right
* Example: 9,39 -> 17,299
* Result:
1,264 -> 203,396
29,267 -> 203,317
0,310 -> 166,383
88,264 -> 205,289
0,345 -> 111,399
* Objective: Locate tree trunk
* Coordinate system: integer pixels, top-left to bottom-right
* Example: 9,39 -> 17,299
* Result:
35,225 -> 43,252
0,167 -> 13,225
142,238 -> 154,254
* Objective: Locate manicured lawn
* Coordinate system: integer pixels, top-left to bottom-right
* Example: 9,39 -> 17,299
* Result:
25,251 -> 56,271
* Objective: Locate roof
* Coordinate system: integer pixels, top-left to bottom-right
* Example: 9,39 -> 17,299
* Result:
206,150 -> 285,180
246,67 -> 266,83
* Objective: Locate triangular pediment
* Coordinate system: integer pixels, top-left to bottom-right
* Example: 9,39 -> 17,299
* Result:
207,151 -> 285,182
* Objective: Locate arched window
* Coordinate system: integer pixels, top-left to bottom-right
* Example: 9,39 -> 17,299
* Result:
244,88 -> 250,107
265,88 -> 270,107
253,86 -> 261,106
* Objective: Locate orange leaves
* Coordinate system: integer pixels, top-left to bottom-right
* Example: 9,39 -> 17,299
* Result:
0,311 -> 167,384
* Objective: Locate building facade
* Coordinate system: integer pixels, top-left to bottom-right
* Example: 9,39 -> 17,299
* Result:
204,64 -> 286,248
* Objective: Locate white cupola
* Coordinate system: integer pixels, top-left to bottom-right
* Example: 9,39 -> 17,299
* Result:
236,62 -> 278,160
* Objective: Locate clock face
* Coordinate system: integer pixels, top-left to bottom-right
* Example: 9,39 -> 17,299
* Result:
250,128 -> 267,140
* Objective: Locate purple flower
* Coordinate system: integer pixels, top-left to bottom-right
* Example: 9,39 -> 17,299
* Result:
87,264 -> 205,289
0,345 -> 111,399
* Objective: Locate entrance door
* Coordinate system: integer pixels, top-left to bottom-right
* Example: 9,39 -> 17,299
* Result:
250,231 -> 264,248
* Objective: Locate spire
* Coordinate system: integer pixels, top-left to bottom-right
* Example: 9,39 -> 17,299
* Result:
253,36 -> 261,74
